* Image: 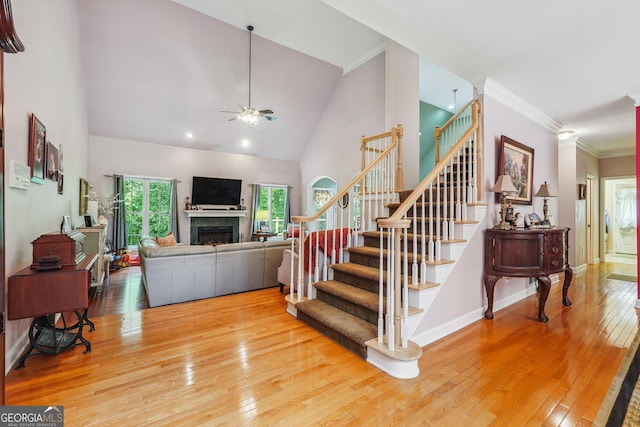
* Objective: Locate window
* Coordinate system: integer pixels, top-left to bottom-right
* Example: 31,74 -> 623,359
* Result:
313,187 -> 333,231
256,185 -> 288,237
123,177 -> 173,247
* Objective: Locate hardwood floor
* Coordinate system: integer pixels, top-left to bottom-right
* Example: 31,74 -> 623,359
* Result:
87,266 -> 149,318
5,262 -> 639,426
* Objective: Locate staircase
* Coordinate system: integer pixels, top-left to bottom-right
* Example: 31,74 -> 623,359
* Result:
286,100 -> 484,379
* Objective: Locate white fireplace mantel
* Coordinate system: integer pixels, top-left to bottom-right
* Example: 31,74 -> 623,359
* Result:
184,210 -> 247,218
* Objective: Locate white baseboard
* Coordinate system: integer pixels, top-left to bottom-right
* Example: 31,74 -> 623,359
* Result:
6,328 -> 30,374
573,264 -> 588,275
413,283 -> 538,347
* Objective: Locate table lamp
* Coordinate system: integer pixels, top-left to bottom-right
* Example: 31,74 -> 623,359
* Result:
255,209 -> 269,231
534,181 -> 555,224
490,175 -> 518,229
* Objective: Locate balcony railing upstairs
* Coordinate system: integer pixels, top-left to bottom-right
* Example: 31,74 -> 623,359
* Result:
288,125 -> 404,302
377,99 -> 482,352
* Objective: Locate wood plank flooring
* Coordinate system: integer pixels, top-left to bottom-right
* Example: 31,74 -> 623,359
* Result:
5,262 -> 638,426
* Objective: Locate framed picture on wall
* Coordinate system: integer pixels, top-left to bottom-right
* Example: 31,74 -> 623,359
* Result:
497,135 -> 534,205
46,141 -> 58,181
28,114 -> 46,184
79,178 -> 89,215
578,184 -> 586,200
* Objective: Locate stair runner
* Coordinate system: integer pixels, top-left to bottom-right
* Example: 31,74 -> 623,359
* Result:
295,181 -> 471,359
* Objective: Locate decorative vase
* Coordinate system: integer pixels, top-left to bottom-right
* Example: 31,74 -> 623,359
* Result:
98,215 -> 108,226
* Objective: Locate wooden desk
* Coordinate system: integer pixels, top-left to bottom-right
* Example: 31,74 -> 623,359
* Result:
8,254 -> 98,368
484,228 -> 572,322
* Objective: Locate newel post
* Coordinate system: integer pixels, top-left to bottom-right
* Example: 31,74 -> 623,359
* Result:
395,124 -> 404,192
472,100 -> 483,203
434,126 -> 442,165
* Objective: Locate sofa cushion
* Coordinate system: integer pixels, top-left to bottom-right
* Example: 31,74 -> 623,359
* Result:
156,232 -> 177,247
263,240 -> 291,249
215,241 -> 264,253
138,237 -> 161,257
143,244 -> 217,258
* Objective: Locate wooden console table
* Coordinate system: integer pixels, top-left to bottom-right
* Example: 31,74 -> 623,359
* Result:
8,254 -> 98,368
484,228 -> 572,322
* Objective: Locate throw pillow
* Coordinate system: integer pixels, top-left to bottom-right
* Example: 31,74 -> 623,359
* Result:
156,232 -> 177,247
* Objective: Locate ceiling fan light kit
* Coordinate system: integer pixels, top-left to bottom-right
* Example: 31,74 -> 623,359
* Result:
222,25 -> 276,125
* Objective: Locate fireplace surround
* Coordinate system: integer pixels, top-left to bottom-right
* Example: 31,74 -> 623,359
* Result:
197,226 -> 233,245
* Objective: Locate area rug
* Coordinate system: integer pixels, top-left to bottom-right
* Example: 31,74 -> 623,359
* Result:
595,330 -> 640,426
607,274 -> 638,283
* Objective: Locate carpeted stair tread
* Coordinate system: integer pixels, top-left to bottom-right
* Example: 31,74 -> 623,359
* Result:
296,299 -> 377,346
331,262 -> 380,281
360,230 -> 468,244
315,280 -> 425,317
315,280 -> 379,312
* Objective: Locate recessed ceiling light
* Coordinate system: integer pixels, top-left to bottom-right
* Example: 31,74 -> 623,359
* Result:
241,139 -> 250,147
185,131 -> 193,139
558,130 -> 575,140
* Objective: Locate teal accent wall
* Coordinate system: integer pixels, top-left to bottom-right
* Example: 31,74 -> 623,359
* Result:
420,102 -> 453,180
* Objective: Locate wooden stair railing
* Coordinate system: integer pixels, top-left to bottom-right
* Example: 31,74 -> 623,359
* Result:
377,99 -> 483,351
287,125 -> 403,303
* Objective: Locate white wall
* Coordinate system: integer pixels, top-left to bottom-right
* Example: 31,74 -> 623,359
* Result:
384,40 -> 420,189
4,0 -> 89,372
300,53 -> 385,213
414,92 -> 561,341
88,136 -> 301,243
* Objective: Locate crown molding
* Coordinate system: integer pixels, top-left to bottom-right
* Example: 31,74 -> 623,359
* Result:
482,78 -> 562,133
343,43 -> 385,75
628,92 -> 640,106
575,138 -> 600,158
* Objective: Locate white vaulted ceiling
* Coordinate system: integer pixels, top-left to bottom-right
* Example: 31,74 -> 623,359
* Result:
78,0 -> 639,161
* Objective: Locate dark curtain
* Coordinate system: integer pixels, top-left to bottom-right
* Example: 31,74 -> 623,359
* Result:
285,186 -> 292,227
250,184 -> 261,236
169,178 -> 180,242
113,175 -> 127,249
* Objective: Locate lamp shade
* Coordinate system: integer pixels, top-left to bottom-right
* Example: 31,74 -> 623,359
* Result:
534,181 -> 555,198
255,210 -> 269,221
490,175 -> 518,193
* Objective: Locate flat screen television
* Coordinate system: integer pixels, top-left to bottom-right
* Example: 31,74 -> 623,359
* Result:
191,176 -> 242,206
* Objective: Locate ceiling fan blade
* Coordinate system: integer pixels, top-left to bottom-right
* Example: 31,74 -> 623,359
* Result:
227,116 -> 239,121
263,116 -> 277,122
221,110 -> 241,114
258,109 -> 274,115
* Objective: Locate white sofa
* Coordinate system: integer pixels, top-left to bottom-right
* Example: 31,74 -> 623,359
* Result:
139,237 -> 290,307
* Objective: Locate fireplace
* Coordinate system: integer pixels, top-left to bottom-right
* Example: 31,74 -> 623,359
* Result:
197,226 -> 233,245
188,215 -> 241,244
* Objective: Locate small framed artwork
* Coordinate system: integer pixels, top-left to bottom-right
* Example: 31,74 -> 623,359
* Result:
79,178 -> 89,215
57,172 -> 64,195
84,215 -> 93,227
497,136 -> 534,205
28,113 -> 46,184
260,225 -> 271,233
61,215 -> 71,233
46,141 -> 58,181
58,143 -> 64,173
578,184 -> 586,200
548,214 -> 557,227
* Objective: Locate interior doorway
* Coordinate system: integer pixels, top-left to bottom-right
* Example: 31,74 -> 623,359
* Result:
586,175 -> 594,264
603,177 -> 637,263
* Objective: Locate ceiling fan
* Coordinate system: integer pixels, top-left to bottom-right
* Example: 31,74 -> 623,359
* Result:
222,25 -> 276,125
